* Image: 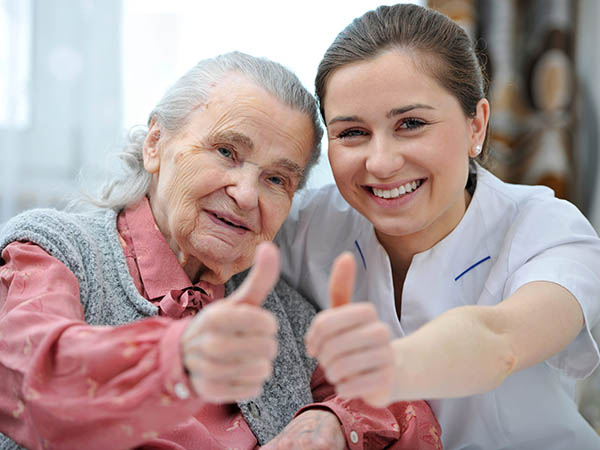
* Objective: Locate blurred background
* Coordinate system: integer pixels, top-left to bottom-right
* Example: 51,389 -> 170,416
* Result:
1,0 -> 600,433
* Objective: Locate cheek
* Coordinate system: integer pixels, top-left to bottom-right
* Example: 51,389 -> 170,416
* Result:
164,175 -> 205,240
328,146 -> 356,181
261,195 -> 292,239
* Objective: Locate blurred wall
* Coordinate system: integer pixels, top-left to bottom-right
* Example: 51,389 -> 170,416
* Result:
577,0 -> 600,233
0,0 -> 122,224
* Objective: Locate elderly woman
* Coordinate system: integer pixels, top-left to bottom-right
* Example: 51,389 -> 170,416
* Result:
0,52 -> 440,450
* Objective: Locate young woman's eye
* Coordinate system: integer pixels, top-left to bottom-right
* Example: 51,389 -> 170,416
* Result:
218,147 -> 234,159
399,118 -> 426,130
337,128 -> 367,139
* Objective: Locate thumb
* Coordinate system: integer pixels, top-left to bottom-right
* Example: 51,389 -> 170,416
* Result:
329,252 -> 356,308
228,241 -> 281,307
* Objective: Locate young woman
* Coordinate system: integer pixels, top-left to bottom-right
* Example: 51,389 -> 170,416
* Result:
277,4 -> 600,449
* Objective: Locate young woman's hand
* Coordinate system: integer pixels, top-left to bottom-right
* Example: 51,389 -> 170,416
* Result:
180,243 -> 280,403
305,252 -> 396,407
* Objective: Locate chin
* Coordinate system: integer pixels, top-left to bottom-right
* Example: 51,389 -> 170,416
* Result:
374,219 -> 424,237
199,249 -> 253,281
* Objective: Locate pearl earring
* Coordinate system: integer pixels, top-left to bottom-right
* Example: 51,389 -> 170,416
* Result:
472,145 -> 482,157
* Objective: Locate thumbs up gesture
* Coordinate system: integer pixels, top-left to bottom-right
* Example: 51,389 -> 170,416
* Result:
180,242 -> 280,403
305,252 -> 395,407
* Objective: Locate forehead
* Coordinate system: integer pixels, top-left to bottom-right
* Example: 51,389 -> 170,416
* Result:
191,74 -> 314,165
323,50 -> 457,116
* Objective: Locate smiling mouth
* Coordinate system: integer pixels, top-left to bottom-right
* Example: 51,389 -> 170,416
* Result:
210,212 -> 250,231
367,178 -> 425,199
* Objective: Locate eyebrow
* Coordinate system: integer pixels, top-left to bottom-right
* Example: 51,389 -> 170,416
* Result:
210,130 -> 255,150
207,130 -> 304,180
274,158 -> 304,180
327,103 -> 435,126
386,103 -> 434,118
327,115 -> 361,126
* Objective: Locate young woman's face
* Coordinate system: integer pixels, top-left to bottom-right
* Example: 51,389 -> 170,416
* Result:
324,50 -> 488,250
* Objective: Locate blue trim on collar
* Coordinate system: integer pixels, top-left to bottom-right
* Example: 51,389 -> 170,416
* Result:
354,240 -> 367,270
454,256 -> 491,281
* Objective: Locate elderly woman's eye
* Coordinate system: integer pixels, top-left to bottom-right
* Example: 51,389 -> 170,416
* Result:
218,147 -> 234,159
268,176 -> 284,186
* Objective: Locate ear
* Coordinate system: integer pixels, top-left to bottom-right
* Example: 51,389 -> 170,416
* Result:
143,117 -> 162,174
468,98 -> 490,157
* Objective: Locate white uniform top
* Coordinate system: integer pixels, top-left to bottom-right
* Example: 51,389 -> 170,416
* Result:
276,166 -> 600,450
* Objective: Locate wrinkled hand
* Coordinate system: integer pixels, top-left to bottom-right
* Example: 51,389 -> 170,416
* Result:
305,252 -> 396,407
181,242 -> 280,403
261,409 -> 345,450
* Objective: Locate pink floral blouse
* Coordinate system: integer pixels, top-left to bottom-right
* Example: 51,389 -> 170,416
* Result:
0,198 -> 442,449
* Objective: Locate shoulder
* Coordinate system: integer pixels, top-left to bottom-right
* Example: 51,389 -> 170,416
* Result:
2,206 -> 115,244
476,166 -> 556,211
475,166 -> 594,240
0,207 -> 118,273
475,166 -> 600,294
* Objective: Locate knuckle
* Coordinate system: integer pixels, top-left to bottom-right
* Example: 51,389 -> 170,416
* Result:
319,342 -> 334,364
197,334 -> 218,353
266,339 -> 279,359
312,313 -> 330,330
324,366 -> 337,384
373,323 -> 392,341
327,363 -> 343,383
263,313 -> 279,334
382,325 -> 393,341
279,436 -> 293,448
186,356 -> 209,376
363,304 -> 378,320
299,434 -> 315,447
196,378 -> 214,395
315,439 -> 332,450
337,381 -> 351,398
246,385 -> 262,398
257,360 -> 273,379
201,303 -> 226,322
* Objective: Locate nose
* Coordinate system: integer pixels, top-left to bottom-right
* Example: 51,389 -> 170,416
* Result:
364,136 -> 405,180
225,166 -> 260,210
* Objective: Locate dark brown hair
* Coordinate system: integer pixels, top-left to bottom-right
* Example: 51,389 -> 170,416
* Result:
315,3 -> 490,160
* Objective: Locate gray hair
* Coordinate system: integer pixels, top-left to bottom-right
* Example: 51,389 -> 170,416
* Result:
88,51 -> 322,211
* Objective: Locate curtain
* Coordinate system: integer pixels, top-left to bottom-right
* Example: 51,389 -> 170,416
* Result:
0,0 -> 122,224
428,0 -> 597,216
429,0 -> 600,433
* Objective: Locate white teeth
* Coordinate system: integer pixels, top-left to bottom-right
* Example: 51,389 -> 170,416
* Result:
372,180 -> 422,199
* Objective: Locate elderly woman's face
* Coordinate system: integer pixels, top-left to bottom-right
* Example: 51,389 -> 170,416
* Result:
143,74 -> 314,284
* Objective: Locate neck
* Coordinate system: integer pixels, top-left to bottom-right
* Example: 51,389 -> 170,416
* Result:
376,189 -> 472,281
184,256 -> 233,286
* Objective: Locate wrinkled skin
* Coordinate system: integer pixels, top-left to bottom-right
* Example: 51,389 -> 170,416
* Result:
146,74 -> 314,402
144,73 -> 314,285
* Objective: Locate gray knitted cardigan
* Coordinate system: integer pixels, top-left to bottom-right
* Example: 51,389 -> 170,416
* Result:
0,208 -> 318,449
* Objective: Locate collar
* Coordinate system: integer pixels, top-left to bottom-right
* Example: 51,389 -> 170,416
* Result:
123,197 -> 225,304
